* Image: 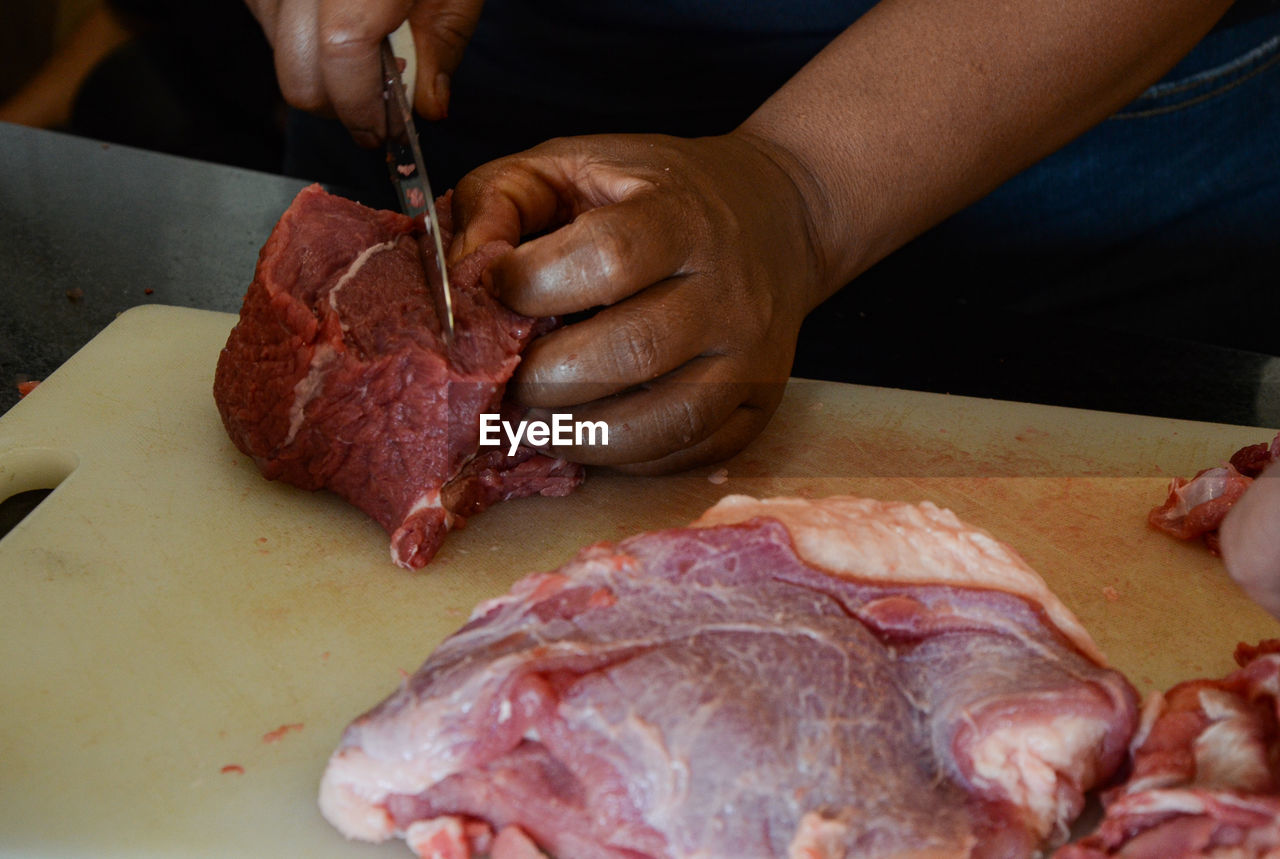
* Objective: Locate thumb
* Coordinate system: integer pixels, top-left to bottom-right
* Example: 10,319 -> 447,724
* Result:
407,0 -> 486,120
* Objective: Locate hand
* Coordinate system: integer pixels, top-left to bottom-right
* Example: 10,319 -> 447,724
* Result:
244,0 -> 485,145
1221,463 -> 1280,619
449,132 -> 832,474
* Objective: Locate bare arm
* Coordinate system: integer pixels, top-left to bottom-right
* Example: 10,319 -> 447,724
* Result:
452,0 -> 1233,470
742,0 -> 1234,298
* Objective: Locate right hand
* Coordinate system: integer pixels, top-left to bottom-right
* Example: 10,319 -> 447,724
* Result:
244,0 -> 485,146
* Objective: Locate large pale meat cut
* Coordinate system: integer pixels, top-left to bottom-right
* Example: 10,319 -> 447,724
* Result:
1058,640 -> 1280,857
319,495 -> 1139,858
213,185 -> 582,568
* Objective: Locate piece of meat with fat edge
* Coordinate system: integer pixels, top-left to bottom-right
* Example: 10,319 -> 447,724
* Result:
320,494 -> 1139,858
1057,640 -> 1280,858
213,185 -> 582,569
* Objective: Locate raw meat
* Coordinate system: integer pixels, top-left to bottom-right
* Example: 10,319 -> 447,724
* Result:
213,185 -> 582,569
1057,640 -> 1280,858
319,495 -> 1138,858
1148,432 -> 1280,552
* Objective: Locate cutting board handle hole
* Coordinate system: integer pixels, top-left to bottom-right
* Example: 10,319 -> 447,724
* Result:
0,447 -> 79,541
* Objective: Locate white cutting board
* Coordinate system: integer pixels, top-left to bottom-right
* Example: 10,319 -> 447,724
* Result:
1,305 -> 1276,857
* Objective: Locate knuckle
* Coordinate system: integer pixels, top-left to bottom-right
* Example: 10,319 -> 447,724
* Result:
582,216 -> 630,284
317,13 -> 384,55
449,174 -> 485,217
452,164 -> 512,213
431,10 -> 475,51
470,171 -> 517,210
608,317 -> 663,382
662,395 -> 715,449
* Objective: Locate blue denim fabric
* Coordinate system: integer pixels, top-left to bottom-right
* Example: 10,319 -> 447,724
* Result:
931,9 -> 1280,255
841,6 -> 1280,355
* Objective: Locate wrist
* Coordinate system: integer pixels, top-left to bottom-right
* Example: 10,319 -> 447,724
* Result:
721,128 -> 855,316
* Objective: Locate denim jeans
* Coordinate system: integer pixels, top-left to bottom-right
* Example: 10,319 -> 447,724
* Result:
846,6 -> 1280,356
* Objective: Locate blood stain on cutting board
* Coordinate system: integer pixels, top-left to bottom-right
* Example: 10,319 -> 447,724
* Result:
734,427 -> 1096,479
262,723 -> 304,744
12,306 -> 1279,856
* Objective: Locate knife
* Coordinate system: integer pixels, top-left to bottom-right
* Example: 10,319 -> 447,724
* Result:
380,38 -> 456,343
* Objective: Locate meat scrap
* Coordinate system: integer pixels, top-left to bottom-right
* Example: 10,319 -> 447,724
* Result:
319,495 -> 1138,858
1057,640 -> 1280,858
213,185 -> 582,569
1148,432 -> 1280,553
262,722 -> 304,743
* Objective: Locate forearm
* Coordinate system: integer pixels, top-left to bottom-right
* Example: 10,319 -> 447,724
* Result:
740,0 -> 1234,305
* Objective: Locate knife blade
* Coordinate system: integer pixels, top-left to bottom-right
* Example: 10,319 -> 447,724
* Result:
380,38 -> 456,343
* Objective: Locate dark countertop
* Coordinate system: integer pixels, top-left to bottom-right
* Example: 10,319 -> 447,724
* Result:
0,122 -> 308,415
2,120 -> 1277,429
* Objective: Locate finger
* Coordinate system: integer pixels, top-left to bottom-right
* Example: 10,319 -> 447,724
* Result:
511,277 -> 706,407
611,402 -> 778,475
522,357 -> 751,466
489,193 -> 694,318
243,0 -> 279,35
449,142 -> 656,264
272,0 -> 327,113
611,379 -> 785,475
407,0 -> 486,120
448,157 -> 559,263
448,156 -> 570,263
318,0 -> 413,144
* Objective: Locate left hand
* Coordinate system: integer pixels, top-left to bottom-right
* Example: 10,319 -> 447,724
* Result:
244,0 -> 485,143
449,132 -> 833,474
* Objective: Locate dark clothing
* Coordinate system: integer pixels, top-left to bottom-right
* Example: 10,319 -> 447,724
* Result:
286,0 -> 873,202
284,1 -> 1280,422
70,0 -> 283,172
